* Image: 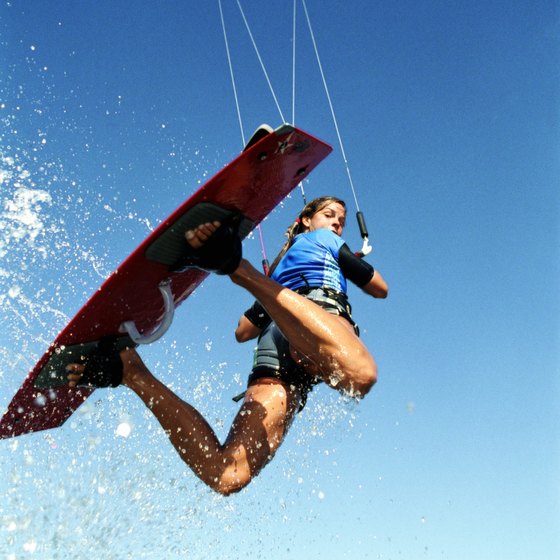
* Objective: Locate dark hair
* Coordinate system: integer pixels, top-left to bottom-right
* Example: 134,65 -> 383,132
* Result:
267,196 -> 346,275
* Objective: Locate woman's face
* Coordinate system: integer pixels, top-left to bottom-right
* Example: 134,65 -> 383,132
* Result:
302,201 -> 346,236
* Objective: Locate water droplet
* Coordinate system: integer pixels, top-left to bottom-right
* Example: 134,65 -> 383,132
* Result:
8,286 -> 20,298
23,540 -> 37,553
116,422 -> 131,438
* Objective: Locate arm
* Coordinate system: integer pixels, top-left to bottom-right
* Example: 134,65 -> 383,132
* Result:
235,315 -> 262,342
234,300 -> 271,343
361,269 -> 388,299
338,243 -> 388,299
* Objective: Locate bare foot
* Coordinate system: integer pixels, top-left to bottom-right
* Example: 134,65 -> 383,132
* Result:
185,221 -> 221,249
66,347 -> 150,388
66,363 -> 85,388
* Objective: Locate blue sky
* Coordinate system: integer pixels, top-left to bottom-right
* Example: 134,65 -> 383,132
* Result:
1,1 -> 558,558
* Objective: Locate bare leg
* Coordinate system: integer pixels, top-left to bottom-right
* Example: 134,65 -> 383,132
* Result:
231,261 -> 376,395
188,222 -> 377,396
68,349 -> 300,496
66,221 -> 375,494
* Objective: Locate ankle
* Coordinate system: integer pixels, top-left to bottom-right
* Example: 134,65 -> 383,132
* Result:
229,258 -> 263,284
229,258 -> 250,281
120,349 -> 152,388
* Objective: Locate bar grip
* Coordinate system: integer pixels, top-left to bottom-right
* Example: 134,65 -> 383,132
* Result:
356,211 -> 368,239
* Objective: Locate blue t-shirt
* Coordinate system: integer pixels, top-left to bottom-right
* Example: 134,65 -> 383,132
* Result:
271,229 -> 348,293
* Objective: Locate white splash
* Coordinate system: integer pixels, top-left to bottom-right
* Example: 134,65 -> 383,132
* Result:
116,422 -> 131,438
0,155 -> 53,259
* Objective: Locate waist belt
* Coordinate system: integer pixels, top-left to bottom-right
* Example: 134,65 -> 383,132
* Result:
295,287 -> 358,334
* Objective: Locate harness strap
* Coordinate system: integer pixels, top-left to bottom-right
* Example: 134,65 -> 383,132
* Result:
295,287 -> 359,335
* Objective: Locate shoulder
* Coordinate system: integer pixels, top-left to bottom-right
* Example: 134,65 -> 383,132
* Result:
303,229 -> 346,248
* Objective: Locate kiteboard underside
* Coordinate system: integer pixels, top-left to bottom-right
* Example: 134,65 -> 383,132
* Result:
0,124 -> 332,439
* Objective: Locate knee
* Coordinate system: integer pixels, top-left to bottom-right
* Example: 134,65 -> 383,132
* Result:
214,479 -> 249,497
211,471 -> 253,497
344,357 -> 377,398
354,363 -> 377,397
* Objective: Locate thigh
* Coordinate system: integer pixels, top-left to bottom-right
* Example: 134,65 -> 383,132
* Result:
290,313 -> 362,368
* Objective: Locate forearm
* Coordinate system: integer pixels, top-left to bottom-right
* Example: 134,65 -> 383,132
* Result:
362,270 -> 388,299
235,315 -> 262,342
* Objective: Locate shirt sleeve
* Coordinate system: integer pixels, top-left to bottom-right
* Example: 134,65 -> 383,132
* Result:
338,243 -> 375,287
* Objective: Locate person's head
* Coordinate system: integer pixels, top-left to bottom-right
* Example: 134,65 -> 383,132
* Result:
268,196 -> 347,275
297,196 -> 347,237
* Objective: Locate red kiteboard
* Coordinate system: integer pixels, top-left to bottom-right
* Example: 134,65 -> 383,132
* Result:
0,124 -> 332,439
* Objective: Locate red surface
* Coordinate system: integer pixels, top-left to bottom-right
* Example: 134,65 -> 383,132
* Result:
0,126 -> 332,438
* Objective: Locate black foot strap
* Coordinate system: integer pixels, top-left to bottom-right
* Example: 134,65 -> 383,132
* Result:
172,214 -> 243,275
77,336 -> 132,388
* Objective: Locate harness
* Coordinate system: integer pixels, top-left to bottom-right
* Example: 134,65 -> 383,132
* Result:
295,286 -> 359,335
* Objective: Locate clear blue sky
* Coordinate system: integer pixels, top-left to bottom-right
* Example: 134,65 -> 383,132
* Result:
1,1 -> 558,558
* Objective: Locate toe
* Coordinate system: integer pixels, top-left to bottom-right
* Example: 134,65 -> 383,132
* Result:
185,221 -> 221,248
197,221 -> 220,237
66,363 -> 85,387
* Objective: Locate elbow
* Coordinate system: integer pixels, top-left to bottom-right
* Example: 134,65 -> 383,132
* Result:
365,271 -> 388,299
376,286 -> 388,299
367,284 -> 388,299
375,276 -> 389,298
235,316 -> 260,343
235,328 -> 259,343
235,330 -> 249,343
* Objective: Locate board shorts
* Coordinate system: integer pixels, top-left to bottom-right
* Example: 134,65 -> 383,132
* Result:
246,288 -> 358,411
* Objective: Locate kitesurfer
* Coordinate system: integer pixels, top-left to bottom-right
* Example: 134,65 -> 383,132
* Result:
67,196 -> 388,495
